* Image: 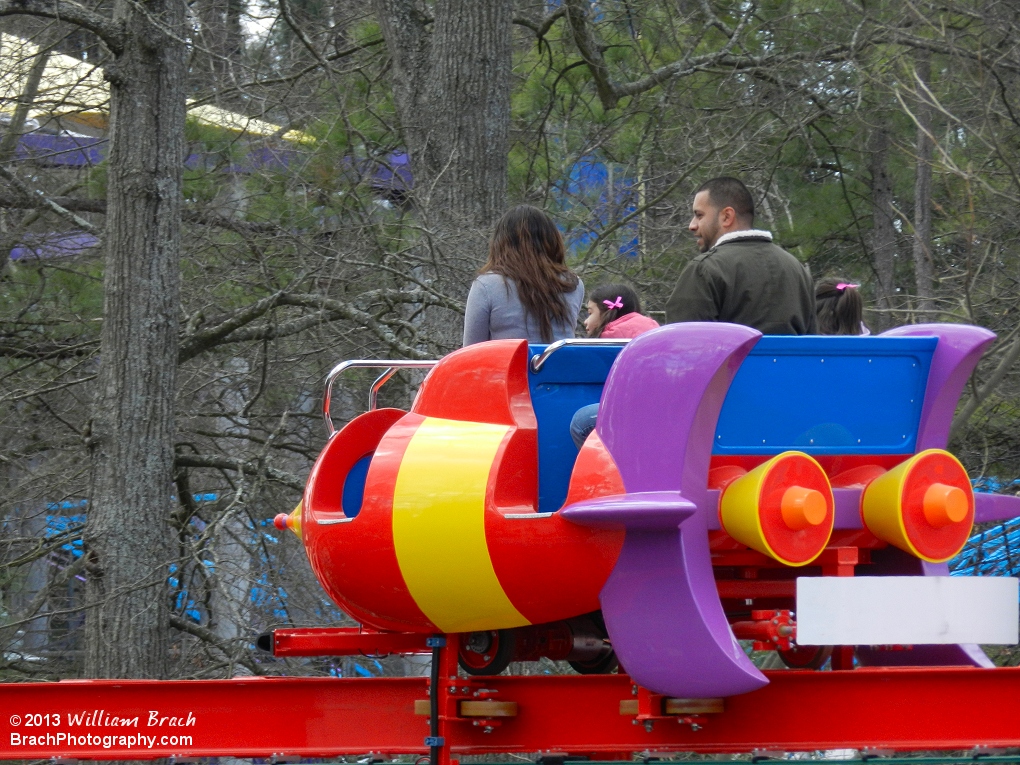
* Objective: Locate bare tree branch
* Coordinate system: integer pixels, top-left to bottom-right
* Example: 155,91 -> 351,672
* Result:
0,192 -> 281,234
698,0 -> 734,37
179,292 -> 285,363
563,0 -> 620,109
168,615 -> 268,676
0,192 -> 106,214
0,337 -> 98,359
277,292 -> 436,358
187,37 -> 387,109
0,0 -> 125,52
563,0 -> 874,110
0,165 -> 102,235
513,7 -> 565,40
174,453 -> 304,491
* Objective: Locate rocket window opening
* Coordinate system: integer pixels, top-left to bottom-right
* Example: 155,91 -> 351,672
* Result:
342,454 -> 373,518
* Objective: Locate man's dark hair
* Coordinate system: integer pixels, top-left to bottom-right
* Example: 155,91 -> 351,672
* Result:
696,177 -> 755,224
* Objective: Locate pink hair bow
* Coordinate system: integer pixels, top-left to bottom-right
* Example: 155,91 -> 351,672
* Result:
836,283 -> 859,291
603,296 -> 624,309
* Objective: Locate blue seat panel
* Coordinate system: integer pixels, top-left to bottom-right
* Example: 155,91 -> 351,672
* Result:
528,344 -> 623,512
525,335 -> 938,512
713,335 -> 937,456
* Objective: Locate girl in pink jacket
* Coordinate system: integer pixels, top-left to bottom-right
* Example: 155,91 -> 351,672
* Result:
571,284 -> 660,448
583,283 -> 660,338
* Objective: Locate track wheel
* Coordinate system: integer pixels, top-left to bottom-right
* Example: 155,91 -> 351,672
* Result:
568,650 -> 619,675
777,644 -> 833,669
459,629 -> 516,675
567,612 -> 618,675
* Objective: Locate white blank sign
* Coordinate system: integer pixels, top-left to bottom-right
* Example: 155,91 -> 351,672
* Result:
796,576 -> 1018,646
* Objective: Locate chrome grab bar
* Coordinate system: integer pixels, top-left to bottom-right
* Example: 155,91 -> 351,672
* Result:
323,359 -> 438,437
528,338 -> 630,373
369,368 -> 399,410
324,340 -> 629,435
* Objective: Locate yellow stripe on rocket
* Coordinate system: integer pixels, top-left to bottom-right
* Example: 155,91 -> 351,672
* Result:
391,417 -> 529,633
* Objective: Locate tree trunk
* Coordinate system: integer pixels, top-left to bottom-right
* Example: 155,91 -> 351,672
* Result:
425,0 -> 512,232
912,50 -> 936,316
373,0 -> 512,261
83,0 -> 187,679
372,0 -> 512,349
867,124 -> 898,330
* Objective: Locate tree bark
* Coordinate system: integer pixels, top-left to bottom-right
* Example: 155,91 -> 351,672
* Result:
867,124 -> 898,330
911,50 -> 936,316
373,0 -> 512,249
428,0 -> 511,229
83,0 -> 187,679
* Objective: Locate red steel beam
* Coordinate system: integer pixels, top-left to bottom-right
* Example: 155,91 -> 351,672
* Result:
4,667 -> 1020,760
716,580 -> 796,598
269,628 -> 432,656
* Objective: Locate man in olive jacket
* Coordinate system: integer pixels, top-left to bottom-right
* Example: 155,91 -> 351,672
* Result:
666,177 -> 817,335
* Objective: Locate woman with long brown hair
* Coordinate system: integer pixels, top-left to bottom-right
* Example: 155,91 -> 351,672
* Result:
463,205 -> 584,345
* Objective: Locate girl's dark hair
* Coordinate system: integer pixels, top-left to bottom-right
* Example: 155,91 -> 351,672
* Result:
588,283 -> 641,337
480,205 -> 579,342
815,279 -> 864,335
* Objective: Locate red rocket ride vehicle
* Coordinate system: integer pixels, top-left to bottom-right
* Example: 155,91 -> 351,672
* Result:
277,322 -> 1020,698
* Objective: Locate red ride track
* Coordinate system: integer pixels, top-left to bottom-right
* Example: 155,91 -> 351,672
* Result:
4,664 -> 1020,760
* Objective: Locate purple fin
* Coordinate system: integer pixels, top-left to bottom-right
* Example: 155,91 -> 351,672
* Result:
975,493 -> 1020,524
561,491 -> 695,530
595,323 -> 767,698
881,324 -> 995,450
876,325 -> 996,667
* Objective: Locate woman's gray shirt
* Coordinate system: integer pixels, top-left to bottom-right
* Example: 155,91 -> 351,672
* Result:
462,273 -> 585,346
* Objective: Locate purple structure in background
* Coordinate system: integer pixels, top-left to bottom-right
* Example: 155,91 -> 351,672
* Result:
563,323 -> 768,698
367,152 -> 413,198
338,152 -> 414,200
9,231 -> 100,261
15,133 -> 106,167
9,131 -> 314,175
6,133 -> 412,261
233,145 -> 300,174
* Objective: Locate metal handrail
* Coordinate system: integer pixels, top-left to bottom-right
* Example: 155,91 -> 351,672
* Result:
369,368 -> 399,411
322,359 -> 438,437
324,340 -> 630,435
528,338 -> 630,373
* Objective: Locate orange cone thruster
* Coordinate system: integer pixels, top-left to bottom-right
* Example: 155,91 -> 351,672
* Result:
719,451 -> 834,566
274,502 -> 303,539
861,449 -> 974,563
